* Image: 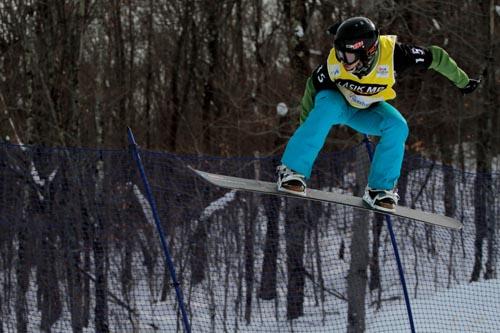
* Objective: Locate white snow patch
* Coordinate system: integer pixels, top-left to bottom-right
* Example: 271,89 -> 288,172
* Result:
30,161 -> 45,186
294,25 -> 304,38
199,190 -> 237,221
133,183 -> 154,225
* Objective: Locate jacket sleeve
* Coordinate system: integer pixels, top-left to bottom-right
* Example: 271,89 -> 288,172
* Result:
394,42 -> 470,88
300,64 -> 336,124
300,77 -> 316,124
428,46 -> 470,88
394,42 -> 433,72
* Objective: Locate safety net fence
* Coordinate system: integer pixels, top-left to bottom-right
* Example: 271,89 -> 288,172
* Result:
0,142 -> 499,332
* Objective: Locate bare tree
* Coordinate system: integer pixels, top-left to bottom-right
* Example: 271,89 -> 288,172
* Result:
258,196 -> 280,301
471,0 -> 497,282
346,147 -> 370,332
285,202 -> 306,320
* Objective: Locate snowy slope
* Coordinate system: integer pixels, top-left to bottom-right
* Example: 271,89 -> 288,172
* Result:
366,279 -> 500,333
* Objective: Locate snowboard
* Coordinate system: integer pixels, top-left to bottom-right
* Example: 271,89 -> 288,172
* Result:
189,167 -> 463,230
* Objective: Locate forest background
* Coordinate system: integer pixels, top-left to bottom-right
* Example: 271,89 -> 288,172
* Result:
0,0 -> 498,172
0,1 -> 499,332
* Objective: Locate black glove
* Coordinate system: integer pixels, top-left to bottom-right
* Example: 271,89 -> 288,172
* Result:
459,78 -> 480,95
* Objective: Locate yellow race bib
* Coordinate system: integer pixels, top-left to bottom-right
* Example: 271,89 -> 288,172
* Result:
327,35 -> 397,109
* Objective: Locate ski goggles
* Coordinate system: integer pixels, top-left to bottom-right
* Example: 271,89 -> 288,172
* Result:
335,40 -> 378,65
335,50 -> 361,65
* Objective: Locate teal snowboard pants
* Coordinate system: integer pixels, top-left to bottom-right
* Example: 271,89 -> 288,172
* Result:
281,89 -> 408,190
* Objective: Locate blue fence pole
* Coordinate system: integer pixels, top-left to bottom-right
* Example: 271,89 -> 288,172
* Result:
127,128 -> 192,333
362,135 -> 416,333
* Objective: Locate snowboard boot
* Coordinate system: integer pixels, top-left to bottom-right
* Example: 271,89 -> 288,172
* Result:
362,186 -> 399,212
276,164 -> 307,196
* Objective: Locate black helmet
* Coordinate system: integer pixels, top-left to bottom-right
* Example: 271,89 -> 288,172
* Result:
334,17 -> 379,74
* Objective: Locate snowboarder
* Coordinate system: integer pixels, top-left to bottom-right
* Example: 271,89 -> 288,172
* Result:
277,17 -> 480,212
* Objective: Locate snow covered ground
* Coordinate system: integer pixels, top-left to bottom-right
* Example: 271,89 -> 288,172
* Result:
366,279 -> 500,333
5,268 -> 498,332
182,278 -> 500,332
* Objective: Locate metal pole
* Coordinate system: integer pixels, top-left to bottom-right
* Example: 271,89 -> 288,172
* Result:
362,135 -> 416,333
127,128 -> 191,333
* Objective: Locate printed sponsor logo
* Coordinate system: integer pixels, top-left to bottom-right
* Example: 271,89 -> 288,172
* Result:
336,79 -> 387,96
349,94 -> 371,108
346,41 -> 364,50
376,65 -> 389,78
329,64 -> 340,77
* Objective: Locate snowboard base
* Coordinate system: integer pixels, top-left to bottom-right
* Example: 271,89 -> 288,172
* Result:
190,167 -> 463,230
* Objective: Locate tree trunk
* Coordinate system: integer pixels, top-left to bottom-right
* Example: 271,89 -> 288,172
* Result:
38,232 -> 62,333
258,196 -> 280,300
15,219 -> 30,333
471,0 -> 496,282
143,0 -> 154,147
66,241 -> 84,333
94,214 -> 109,332
190,222 -> 208,285
471,174 -> 488,282
94,158 -> 109,332
110,0 -> 128,142
440,141 -> 458,286
483,0 -> 497,280
244,159 -> 260,324
285,203 -> 306,320
347,148 -> 370,333
73,188 -> 93,328
201,2 -> 220,154
121,235 -> 134,304
369,213 -> 384,293
244,202 -> 256,324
